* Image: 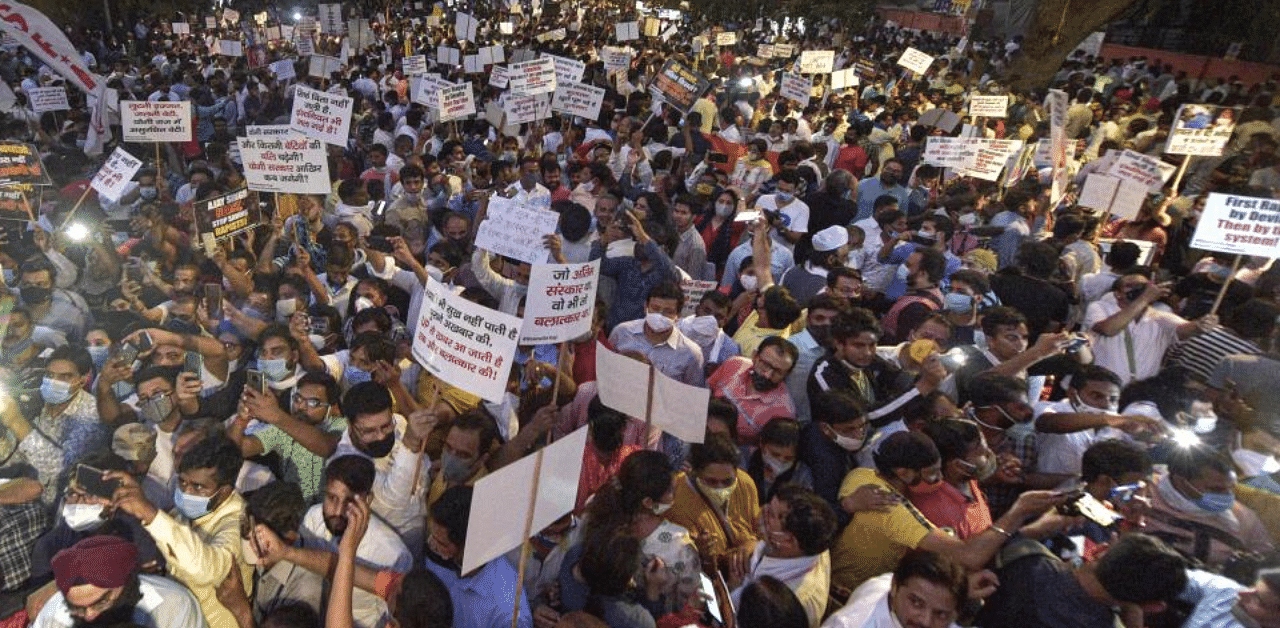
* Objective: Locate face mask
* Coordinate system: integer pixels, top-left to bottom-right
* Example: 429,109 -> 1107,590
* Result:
138,186 -> 158,200
957,454 -> 998,481
166,319 -> 201,336
241,306 -> 268,321
1123,286 -> 1146,303
715,201 -> 735,217
652,500 -> 673,515
880,173 -> 899,186
916,229 -> 937,242
944,292 -> 974,313
740,274 -> 759,291
41,377 -> 76,405
762,453 -> 793,475
344,366 -> 372,387
644,312 -> 674,333
138,394 -> 175,425
258,358 -> 290,383
958,213 -> 979,227
695,477 -> 736,508
749,369 -> 780,392
1071,397 -> 1117,415
20,285 -> 51,304
441,451 -> 474,484
362,431 -> 396,458
775,190 -> 794,204
62,503 -> 106,531
354,296 -> 375,312
895,264 -> 912,282
831,428 -> 866,451
241,538 -> 260,566
1194,490 -> 1235,514
1187,413 -> 1219,434
173,486 -> 214,520
87,345 -> 111,369
1,268 -> 14,286
276,299 -> 297,322
1203,263 -> 1231,281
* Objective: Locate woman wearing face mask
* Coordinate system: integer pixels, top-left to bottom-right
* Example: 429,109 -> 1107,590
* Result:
696,189 -> 745,279
746,418 -> 814,506
665,433 -> 761,579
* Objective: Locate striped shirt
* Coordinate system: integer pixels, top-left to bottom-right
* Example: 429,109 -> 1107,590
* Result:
1164,328 -> 1261,383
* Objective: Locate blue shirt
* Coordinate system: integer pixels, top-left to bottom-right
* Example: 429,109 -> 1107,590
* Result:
590,240 -> 680,331
784,330 -> 824,424
425,557 -> 533,628
720,239 -> 795,289
1178,569 -> 1246,628
854,177 -> 909,222
881,244 -> 962,300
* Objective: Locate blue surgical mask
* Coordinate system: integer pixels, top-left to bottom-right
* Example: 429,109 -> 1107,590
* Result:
173,486 -> 214,520
257,358 -> 290,382
41,377 -> 76,405
344,365 -> 372,387
775,190 -> 794,204
138,186 -> 158,200
87,345 -> 111,369
896,264 -> 912,282
944,291 -> 974,313
1,268 -> 14,286
1195,491 -> 1235,514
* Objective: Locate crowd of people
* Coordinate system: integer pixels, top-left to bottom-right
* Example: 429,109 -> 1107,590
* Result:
1,1 -> 1280,628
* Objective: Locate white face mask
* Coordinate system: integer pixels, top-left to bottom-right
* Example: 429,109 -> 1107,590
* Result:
832,430 -> 865,452
715,201 -> 735,217
740,274 -> 759,291
652,500 -> 673,515
958,212 -> 979,227
762,453 -> 793,475
62,503 -> 106,532
645,312 -> 674,333
276,299 -> 297,322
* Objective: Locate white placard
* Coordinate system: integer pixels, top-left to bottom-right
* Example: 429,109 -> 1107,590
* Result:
969,95 -> 1008,118
489,65 -> 510,89
27,86 -> 68,113
897,47 -> 934,74
307,55 -> 342,79
269,59 -> 296,81
219,39 -> 244,56
1190,193 -> 1280,258
550,81 -> 605,120
502,94 -> 543,124
773,43 -> 795,57
455,12 -> 478,42
296,36 -> 314,57
1078,174 -> 1121,211
499,22 -> 514,35
318,3 -> 343,34
509,57 -> 557,96
603,47 -> 632,73
831,68 -> 859,90
403,54 -> 427,76
172,22 -> 190,35
437,83 -> 476,122
595,344 -> 708,444
239,125 -> 331,194
757,44 -> 774,59
520,261 -> 599,344
959,139 -> 1023,181
411,276 -> 520,404
549,54 -> 586,85
715,31 -> 736,46
288,85 -> 353,146
1166,104 -> 1239,157
122,101 -> 192,142
436,45 -> 460,66
463,55 -> 482,74
90,147 -> 142,202
798,50 -> 834,74
616,21 -> 638,41
221,8 -> 240,24
474,196 -> 560,265
924,137 -> 981,169
779,73 -> 810,107
414,74 -> 452,107
1106,149 -> 1175,193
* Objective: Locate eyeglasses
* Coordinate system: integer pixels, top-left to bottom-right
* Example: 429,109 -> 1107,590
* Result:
135,391 -> 171,405
292,393 -> 330,410
66,586 -> 122,617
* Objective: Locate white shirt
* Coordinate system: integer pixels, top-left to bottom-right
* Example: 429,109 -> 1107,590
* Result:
330,413 -> 431,558
822,573 -> 960,628
1085,293 -> 1185,384
732,543 -> 830,628
758,194 -> 810,251
1033,398 -> 1099,478
301,504 -> 412,628
33,574 -> 209,628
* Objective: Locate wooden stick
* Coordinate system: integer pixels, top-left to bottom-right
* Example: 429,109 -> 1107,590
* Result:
57,186 -> 95,230
550,341 -> 568,407
511,447 -> 546,628
1209,256 -> 1244,317
1169,156 -> 1192,196
642,365 -> 655,450
410,384 -> 441,495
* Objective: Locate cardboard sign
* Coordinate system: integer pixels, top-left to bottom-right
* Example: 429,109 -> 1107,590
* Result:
239,125 -> 330,194
680,279 -> 719,318
307,55 -> 342,79
969,95 -> 1008,118
27,86 -> 68,113
1047,88 -> 1070,205
647,58 -> 710,113
474,196 -> 560,265
269,59 -> 296,81
122,101 -> 192,142
595,343 -> 709,443
520,261 -> 599,344
509,57 -> 557,96
289,85 -> 353,146
779,73 -> 811,107
403,54 -> 427,76
437,83 -> 476,122
411,276 -> 520,404
616,21 -> 639,41
715,31 -> 736,46
1106,149 -> 1176,193
89,147 -> 142,202
1190,192 -> 1280,258
549,54 -> 586,85
602,47 -> 631,73
798,50 -> 834,74
831,68 -> 859,90
1166,104 -> 1240,156
897,47 -> 934,74
194,187 -> 260,240
436,45 -> 460,66
1077,173 -> 1148,220
489,65 -> 510,89
551,81 -> 606,120
413,74 -> 452,107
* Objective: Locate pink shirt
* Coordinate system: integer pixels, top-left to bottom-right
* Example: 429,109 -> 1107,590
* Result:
707,356 -> 796,445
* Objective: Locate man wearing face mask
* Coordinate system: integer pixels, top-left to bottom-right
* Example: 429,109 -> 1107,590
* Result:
910,420 -> 1000,540
707,336 -> 798,447
757,170 -> 810,251
783,294 -> 846,425
301,455 -> 411,628
799,390 -> 872,527
609,282 -> 706,387
506,156 -> 552,209
254,325 -> 304,392
426,412 -> 496,509
1145,444 -> 1274,571
17,347 -> 105,503
109,434 -> 252,628
239,482 -> 324,623
386,165 -> 428,231
780,226 -> 851,308
19,257 -> 90,342
854,159 -> 909,222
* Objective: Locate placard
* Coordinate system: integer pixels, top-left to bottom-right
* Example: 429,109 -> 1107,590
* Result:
520,261 -> 599,344
896,47 -> 934,74
549,54 -> 586,85
411,276 -> 520,404
1106,149 -> 1176,192
509,57 -> 557,96
968,95 -> 1008,118
1189,193 -> 1280,258
474,196 -> 560,265
1076,173 -> 1148,220
455,12 -> 478,42
779,73 -> 811,107
436,45 -> 460,66
0,188 -> 33,221
413,74 -> 452,107
269,59 -> 296,81
26,86 -> 68,113
647,58 -> 710,113
923,137 -> 981,169
307,55 -> 342,79
217,40 -> 243,56
550,81 -> 606,120
489,65 -> 510,89
757,44 -> 774,59
602,47 -> 631,74
616,22 -> 639,41
831,68 -> 859,90
502,94 -> 543,125
403,54 -> 427,75
318,3 -> 343,34
288,85 -> 353,146
0,142 -> 50,188
959,139 -> 1023,181
773,43 -> 795,57
239,125 -> 330,194
122,101 -> 192,142
595,344 -> 709,443
172,22 -> 190,35
1166,104 -> 1240,156
437,83 -> 476,122
680,279 -> 718,318
798,50 -> 834,74
715,31 -> 736,46
89,147 -> 142,202
194,187 -> 260,240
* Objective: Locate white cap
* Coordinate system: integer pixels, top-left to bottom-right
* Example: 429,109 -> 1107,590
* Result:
812,225 -> 850,252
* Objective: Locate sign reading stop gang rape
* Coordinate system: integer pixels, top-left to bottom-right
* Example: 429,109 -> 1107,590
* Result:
239,125 -> 330,194
289,85 -> 354,146
520,260 -> 599,344
1166,104 -> 1240,156
412,276 -> 520,404
1191,192 -> 1280,258
0,142 -> 51,187
648,59 -> 710,113
195,187 -> 260,240
122,101 -> 192,142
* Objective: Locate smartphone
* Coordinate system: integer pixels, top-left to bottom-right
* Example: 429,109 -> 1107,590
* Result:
294,219 -> 311,249
136,331 -> 154,352
115,342 -> 140,367
204,283 -> 223,320
366,235 -> 392,252
371,200 -> 388,219
246,369 -> 266,394
707,151 -> 728,164
1058,491 -> 1123,527
184,351 -> 203,377
1065,335 -> 1089,352
309,315 -> 330,336
125,258 -> 144,283
75,464 -> 120,500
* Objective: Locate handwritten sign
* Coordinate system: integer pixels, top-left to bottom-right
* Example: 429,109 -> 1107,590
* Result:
551,81 -> 606,120
403,54 -> 427,76
1166,104 -> 1240,156
26,86 -> 68,113
411,276 -> 520,404
1190,193 -> 1280,258
680,279 -> 719,318
969,95 -> 1008,118
289,85 -> 353,146
897,47 -> 934,75
779,73 -> 811,107
549,54 -> 586,85
194,187 -> 260,240
122,101 -> 192,142
474,196 -> 560,265
715,31 -> 736,46
1106,149 -> 1176,193
509,57 -> 557,96
437,83 -> 476,122
89,147 -> 142,202
647,58 -> 710,113
503,94 -> 545,125
520,261 -> 599,344
603,47 -> 631,73
924,137 -> 981,169
489,65 -> 510,89
318,3 -> 343,34
798,50 -> 834,74
239,125 -> 330,194
960,139 -> 1023,182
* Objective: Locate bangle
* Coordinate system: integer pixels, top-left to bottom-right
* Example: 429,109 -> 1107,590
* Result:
989,524 -> 1013,538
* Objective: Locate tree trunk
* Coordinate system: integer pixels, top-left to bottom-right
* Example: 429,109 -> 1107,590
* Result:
1004,0 -> 1139,91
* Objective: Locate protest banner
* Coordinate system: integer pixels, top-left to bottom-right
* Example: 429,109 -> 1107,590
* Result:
595,343 -> 709,443
1190,193 -> 1280,259
550,81 -> 606,120
679,279 -> 718,318
535,28 -> 567,43
919,107 -> 961,133
831,68 -> 859,90
779,73 -> 811,107
289,85 -> 353,146
204,16 -> 216,29
616,21 -> 638,41
923,137 -> 979,169
269,59 -> 296,81
798,50 -> 835,74
437,83 -> 477,122
960,139 -> 1023,181
509,58 -> 557,96
549,54 -> 586,85
489,65 -> 511,89
27,86 -> 68,113
1166,104 -> 1239,156
968,95 -> 1008,118
0,142 -> 50,188
403,54 -> 427,75
502,94 -> 545,125
318,3 -> 343,33
194,187 -> 260,240
1077,174 -> 1148,220
0,188 -> 32,221
1047,88 -> 1070,205
602,47 -> 631,73
773,43 -> 795,57
238,125 -> 331,195
520,261 -> 599,344
715,31 -> 736,46
122,101 -> 192,142
411,276 -> 521,404
897,47 -> 934,74
647,59 -> 710,113
474,196 -> 560,264
89,147 -> 142,202
1106,149 -> 1176,192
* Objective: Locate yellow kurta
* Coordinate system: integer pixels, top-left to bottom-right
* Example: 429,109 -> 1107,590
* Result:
830,468 -> 934,593
664,470 -> 761,564
732,310 -> 792,358
144,492 -> 252,628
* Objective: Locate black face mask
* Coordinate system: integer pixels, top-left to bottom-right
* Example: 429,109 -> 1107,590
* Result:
166,319 -> 201,336
20,285 -> 51,304
1123,286 -> 1145,302
359,432 -> 396,458
424,543 -> 460,573
749,370 -> 780,392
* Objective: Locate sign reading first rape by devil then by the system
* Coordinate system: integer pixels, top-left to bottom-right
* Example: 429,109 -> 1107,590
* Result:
194,187 -> 261,240
1191,192 -> 1280,258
